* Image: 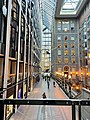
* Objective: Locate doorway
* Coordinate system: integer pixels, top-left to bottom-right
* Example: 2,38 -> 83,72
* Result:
64,66 -> 69,79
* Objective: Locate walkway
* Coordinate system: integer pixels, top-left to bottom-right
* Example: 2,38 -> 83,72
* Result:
10,78 -> 73,120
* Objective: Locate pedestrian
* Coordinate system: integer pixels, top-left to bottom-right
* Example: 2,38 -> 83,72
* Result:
53,81 -> 56,87
47,81 -> 50,89
42,92 -> 46,99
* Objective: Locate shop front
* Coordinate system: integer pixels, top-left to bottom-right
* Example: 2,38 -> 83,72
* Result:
6,95 -> 13,119
6,85 -> 15,119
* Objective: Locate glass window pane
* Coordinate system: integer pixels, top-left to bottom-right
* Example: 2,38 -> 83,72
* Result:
58,57 -> 61,63
71,36 -> 75,40
64,43 -> 68,48
64,50 -> 68,55
62,21 -> 69,31
58,50 -> 61,55
71,50 -> 75,55
72,57 -> 75,63
64,57 -> 68,63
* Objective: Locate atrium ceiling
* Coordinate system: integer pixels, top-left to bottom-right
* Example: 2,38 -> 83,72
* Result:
62,0 -> 80,10
56,0 -> 88,18
40,0 -> 88,29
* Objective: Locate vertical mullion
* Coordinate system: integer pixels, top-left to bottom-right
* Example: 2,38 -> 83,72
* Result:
72,102 -> 76,120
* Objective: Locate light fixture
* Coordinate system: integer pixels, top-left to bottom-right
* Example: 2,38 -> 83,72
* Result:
81,72 -> 83,75
86,73 -> 88,76
68,75 -> 71,79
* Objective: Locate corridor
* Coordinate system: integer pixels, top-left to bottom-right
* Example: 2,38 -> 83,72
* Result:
10,78 -> 72,120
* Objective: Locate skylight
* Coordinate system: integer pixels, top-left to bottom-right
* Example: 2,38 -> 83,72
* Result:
62,0 -> 80,10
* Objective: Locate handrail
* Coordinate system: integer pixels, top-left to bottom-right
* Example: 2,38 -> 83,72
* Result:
73,91 -> 82,99
0,99 -> 89,105
0,99 -> 90,120
0,77 -> 29,94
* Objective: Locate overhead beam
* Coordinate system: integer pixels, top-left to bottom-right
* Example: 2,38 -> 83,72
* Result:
55,0 -> 64,18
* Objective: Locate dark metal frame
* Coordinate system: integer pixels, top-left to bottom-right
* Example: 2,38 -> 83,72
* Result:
0,99 -> 90,120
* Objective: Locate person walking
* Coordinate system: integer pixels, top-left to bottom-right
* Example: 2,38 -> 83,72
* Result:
53,81 -> 56,87
47,81 -> 50,89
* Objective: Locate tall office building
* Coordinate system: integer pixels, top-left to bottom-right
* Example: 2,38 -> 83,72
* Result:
0,0 -> 42,119
41,26 -> 51,72
40,0 -> 57,73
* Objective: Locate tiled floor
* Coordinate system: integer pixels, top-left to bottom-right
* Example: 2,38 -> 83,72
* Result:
10,78 -> 72,120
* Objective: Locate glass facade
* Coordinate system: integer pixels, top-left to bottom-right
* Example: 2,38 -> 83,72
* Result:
40,0 -> 57,30
41,26 -> 51,72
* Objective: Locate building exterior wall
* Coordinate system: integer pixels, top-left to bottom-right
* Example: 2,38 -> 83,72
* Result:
78,0 -> 90,88
52,18 -> 79,82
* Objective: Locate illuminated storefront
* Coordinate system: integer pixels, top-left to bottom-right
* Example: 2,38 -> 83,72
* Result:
6,95 -> 13,119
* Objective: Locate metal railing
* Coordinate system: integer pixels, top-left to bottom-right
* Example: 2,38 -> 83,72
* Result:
0,99 -> 90,120
52,75 -> 81,98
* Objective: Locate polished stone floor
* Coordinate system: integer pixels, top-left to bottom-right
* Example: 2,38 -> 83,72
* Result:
10,78 -> 73,120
